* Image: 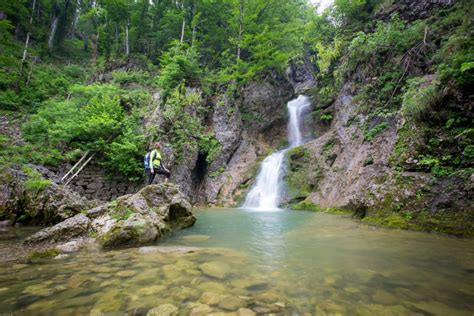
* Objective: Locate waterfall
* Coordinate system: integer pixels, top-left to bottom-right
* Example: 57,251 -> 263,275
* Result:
243,95 -> 311,210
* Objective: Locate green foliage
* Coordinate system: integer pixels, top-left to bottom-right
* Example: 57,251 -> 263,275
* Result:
323,139 -> 336,152
401,77 -> 441,120
463,145 -> 474,159
314,38 -> 343,74
418,156 -> 453,177
22,82 -> 146,178
319,113 -> 333,122
157,84 -> 222,164
22,166 -> 52,194
156,42 -> 202,96
363,122 -> 388,142
104,128 -> 146,181
345,16 -> 425,74
433,2 -> 474,89
111,208 -> 134,221
0,62 -> 88,111
24,89 -> 124,148
209,166 -> 225,178
112,70 -> 151,86
198,134 -> 221,163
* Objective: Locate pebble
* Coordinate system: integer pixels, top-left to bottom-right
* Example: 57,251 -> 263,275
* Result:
371,289 -> 398,305
137,285 -> 166,296
147,303 -> 179,316
200,292 -> 223,305
67,275 -> 90,288
199,261 -> 231,279
197,281 -> 227,294
218,295 -> 248,311
238,308 -> 256,316
189,303 -> 213,316
115,270 -> 137,277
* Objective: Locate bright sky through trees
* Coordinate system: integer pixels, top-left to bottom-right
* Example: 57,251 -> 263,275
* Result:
311,0 -> 334,12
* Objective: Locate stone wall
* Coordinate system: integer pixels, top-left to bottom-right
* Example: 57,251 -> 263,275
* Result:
66,164 -> 143,201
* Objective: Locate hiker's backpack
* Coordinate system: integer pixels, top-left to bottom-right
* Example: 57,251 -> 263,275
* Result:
144,152 -> 151,169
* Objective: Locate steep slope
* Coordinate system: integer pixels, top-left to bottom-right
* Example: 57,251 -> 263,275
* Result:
281,0 -> 473,236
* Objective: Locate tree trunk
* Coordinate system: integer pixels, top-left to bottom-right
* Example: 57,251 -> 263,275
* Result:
70,5 -> 78,39
125,20 -> 130,55
26,56 -> 37,86
17,0 -> 37,91
22,0 -> 37,63
91,33 -> 98,64
48,15 -> 59,52
180,17 -> 185,43
237,0 -> 244,60
83,33 -> 88,51
22,33 -> 30,63
115,24 -> 119,56
14,23 -> 20,40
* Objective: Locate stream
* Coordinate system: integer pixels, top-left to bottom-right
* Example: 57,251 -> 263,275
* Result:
1,208 -> 473,315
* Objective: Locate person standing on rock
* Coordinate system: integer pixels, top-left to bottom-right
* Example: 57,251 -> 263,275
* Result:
147,142 -> 171,185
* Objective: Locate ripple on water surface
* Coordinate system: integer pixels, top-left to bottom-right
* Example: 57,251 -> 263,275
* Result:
0,208 -> 473,315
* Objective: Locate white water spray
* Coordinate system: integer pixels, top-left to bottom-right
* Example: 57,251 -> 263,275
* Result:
243,95 -> 311,210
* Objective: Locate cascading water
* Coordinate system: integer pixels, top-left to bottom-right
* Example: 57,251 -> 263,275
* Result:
243,95 -> 311,210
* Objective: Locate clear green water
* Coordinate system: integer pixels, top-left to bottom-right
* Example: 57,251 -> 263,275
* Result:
0,208 -> 473,315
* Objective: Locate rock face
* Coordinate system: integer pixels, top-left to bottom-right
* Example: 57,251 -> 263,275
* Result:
283,82 -> 474,236
0,167 -> 94,225
239,77 -> 294,144
202,77 -> 295,206
286,49 -> 317,95
66,164 -> 142,201
25,183 -> 196,247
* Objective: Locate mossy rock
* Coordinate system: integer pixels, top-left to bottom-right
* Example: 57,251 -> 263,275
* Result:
98,214 -> 160,248
292,201 -> 351,215
27,249 -> 60,262
362,214 -> 410,229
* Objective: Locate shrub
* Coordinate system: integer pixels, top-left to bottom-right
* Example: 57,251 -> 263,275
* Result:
156,41 -> 202,96
22,83 -> 146,178
343,15 -> 425,75
401,76 -> 441,120
112,70 -> 150,85
22,166 -> 51,194
198,134 -> 221,163
363,122 -> 388,142
104,128 -> 146,181
320,113 -> 333,122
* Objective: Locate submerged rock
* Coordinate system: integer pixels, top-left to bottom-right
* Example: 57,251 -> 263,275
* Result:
200,292 -> 223,305
199,261 -> 231,279
24,183 -> 196,248
147,304 -> 179,316
218,295 -> 248,311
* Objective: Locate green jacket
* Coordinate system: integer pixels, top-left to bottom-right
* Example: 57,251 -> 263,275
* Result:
149,149 -> 162,169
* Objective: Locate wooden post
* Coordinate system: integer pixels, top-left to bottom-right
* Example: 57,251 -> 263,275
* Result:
61,151 -> 89,182
65,153 -> 95,185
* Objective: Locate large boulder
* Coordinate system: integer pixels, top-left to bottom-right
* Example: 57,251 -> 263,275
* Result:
25,214 -> 90,244
0,167 -> 94,225
25,183 -> 196,248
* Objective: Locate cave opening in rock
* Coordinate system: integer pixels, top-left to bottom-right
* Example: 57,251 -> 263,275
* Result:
191,152 -> 208,190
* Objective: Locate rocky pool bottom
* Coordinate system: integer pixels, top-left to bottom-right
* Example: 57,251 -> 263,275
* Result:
0,208 -> 473,315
